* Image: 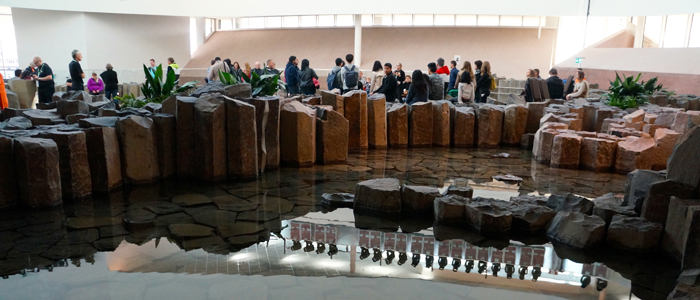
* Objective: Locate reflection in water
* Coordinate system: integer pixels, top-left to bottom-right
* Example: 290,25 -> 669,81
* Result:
0,148 -> 678,299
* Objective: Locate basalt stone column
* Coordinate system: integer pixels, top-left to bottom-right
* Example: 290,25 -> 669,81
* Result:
321,90 -> 344,115
56,100 -> 89,119
225,97 -> 258,179
432,100 -> 451,147
534,129 -> 560,164
367,94 -> 387,149
13,137 -> 62,207
176,96 -> 198,179
409,102 -> 433,147
343,90 -> 368,151
224,83 -> 252,99
84,127 -> 122,192
316,109 -> 349,164
550,134 -> 583,169
280,101 -> 316,167
453,107 -> 475,147
161,95 -> 176,116
502,105 -> 528,146
476,104 -> 504,148
580,137 -> 617,172
581,105 -> 598,132
661,197 -> 700,263
387,103 -> 408,148
152,114 -> 177,178
194,95 -> 227,181
0,136 -> 17,208
525,102 -> 546,134
115,116 -> 160,184
38,130 -> 92,198
245,96 -> 281,171
652,128 -> 681,171
615,137 -> 655,174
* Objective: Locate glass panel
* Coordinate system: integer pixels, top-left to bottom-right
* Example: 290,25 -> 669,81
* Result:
361,14 -> 373,26
205,18 -> 215,35
249,17 -> 265,29
523,16 -> 540,26
477,15 -> 499,26
283,16 -> 299,28
219,19 -> 233,30
632,17 -> 638,26
374,14 -> 392,26
394,14 -> 412,26
318,15 -> 334,26
414,14 -> 434,26
236,18 -> 249,29
644,16 -> 663,47
663,14 -> 688,48
555,16 -> 587,64
300,15 -> 316,27
690,14 -> 700,47
266,17 -> 282,28
336,15 -> 354,26
500,15 -> 522,26
434,15 -> 455,26
584,16 -> 606,47
605,17 -> 627,35
456,15 -> 477,26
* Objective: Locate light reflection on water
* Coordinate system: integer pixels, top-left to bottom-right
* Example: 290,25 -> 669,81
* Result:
0,148 -> 673,299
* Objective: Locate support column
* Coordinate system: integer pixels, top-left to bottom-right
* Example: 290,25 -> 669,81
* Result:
195,17 -> 206,53
354,14 -> 362,68
634,17 -> 646,48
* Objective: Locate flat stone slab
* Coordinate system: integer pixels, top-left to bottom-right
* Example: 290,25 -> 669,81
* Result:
168,224 -> 214,238
321,193 -> 354,208
510,203 -> 556,233
606,215 -> 662,252
546,193 -> 594,214
144,202 -> 184,215
465,197 -> 513,236
401,185 -> 440,213
547,211 -> 606,249
354,178 -> 402,214
172,194 -> 213,206
434,194 -> 469,224
192,210 -> 238,228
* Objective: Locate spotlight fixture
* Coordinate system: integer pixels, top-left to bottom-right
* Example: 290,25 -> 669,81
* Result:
360,247 -> 370,260
518,266 -> 528,280
328,244 -> 338,258
465,260 -> 474,273
316,243 -> 326,254
452,258 -> 462,272
531,267 -> 542,282
411,253 -> 421,267
438,257 -> 448,270
397,252 -> 408,266
580,275 -> 591,288
596,279 -> 608,291
385,250 -> 396,265
477,261 -> 487,274
491,263 -> 501,277
505,264 -> 515,279
372,249 -> 383,263
303,241 -> 315,252
425,255 -> 434,269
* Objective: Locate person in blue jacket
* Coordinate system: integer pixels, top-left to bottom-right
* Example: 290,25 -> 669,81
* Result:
285,56 -> 300,95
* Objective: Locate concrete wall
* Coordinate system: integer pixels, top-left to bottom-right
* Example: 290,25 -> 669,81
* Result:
183,27 -> 557,81
12,8 -> 191,83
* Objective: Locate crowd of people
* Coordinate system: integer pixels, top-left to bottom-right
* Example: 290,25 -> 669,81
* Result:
205,57 -> 280,85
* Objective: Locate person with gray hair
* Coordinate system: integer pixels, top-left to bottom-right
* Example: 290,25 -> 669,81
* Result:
69,49 -> 85,91
265,59 -> 278,75
30,56 -> 54,104
101,63 -> 119,101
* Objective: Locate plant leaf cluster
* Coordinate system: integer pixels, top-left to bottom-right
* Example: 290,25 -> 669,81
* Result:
604,72 -> 663,109
219,70 -> 286,97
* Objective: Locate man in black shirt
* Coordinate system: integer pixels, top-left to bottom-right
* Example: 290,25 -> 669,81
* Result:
546,68 -> 564,100
69,49 -> 85,91
31,57 -> 54,104
372,62 -> 398,103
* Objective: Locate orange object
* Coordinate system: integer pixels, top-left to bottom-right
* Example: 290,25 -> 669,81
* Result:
0,73 -> 8,110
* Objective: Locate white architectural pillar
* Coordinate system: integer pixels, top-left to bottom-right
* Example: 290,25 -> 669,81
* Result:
196,17 -> 206,49
634,17 -> 646,48
354,14 -> 362,68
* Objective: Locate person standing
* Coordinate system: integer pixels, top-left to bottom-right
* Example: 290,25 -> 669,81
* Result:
20,62 -> 35,79
521,69 -> 537,103
87,72 -> 104,96
369,60 -> 385,94
448,60 -> 459,94
0,73 -> 9,110
328,58 -> 343,90
231,61 -> 243,80
403,70 -> 429,105
147,59 -> 157,77
535,69 -> 542,79
207,57 -> 230,82
299,59 -> 319,96
30,57 -> 54,104
476,61 -> 492,103
399,75 -> 411,98
372,62 -> 397,103
253,62 -> 264,77
69,50 -> 85,91
546,68 -> 564,100
285,56 -> 301,95
427,62 -> 444,100
166,57 -> 179,80
340,54 -> 359,94
265,59 -> 279,75
436,58 -> 449,75
101,64 -> 119,101
395,63 -> 405,97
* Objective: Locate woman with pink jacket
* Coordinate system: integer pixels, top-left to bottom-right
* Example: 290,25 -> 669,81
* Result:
87,72 -> 104,95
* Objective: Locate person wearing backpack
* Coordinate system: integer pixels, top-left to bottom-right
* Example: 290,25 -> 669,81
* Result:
340,54 -> 359,94
327,58 -> 343,90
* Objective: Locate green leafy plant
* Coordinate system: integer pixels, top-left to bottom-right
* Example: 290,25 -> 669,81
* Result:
114,93 -> 148,109
605,72 -> 662,109
239,71 -> 286,97
219,70 -> 239,86
141,64 -> 198,103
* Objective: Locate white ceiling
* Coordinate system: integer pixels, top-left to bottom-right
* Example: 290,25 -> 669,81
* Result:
2,0 -> 700,17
